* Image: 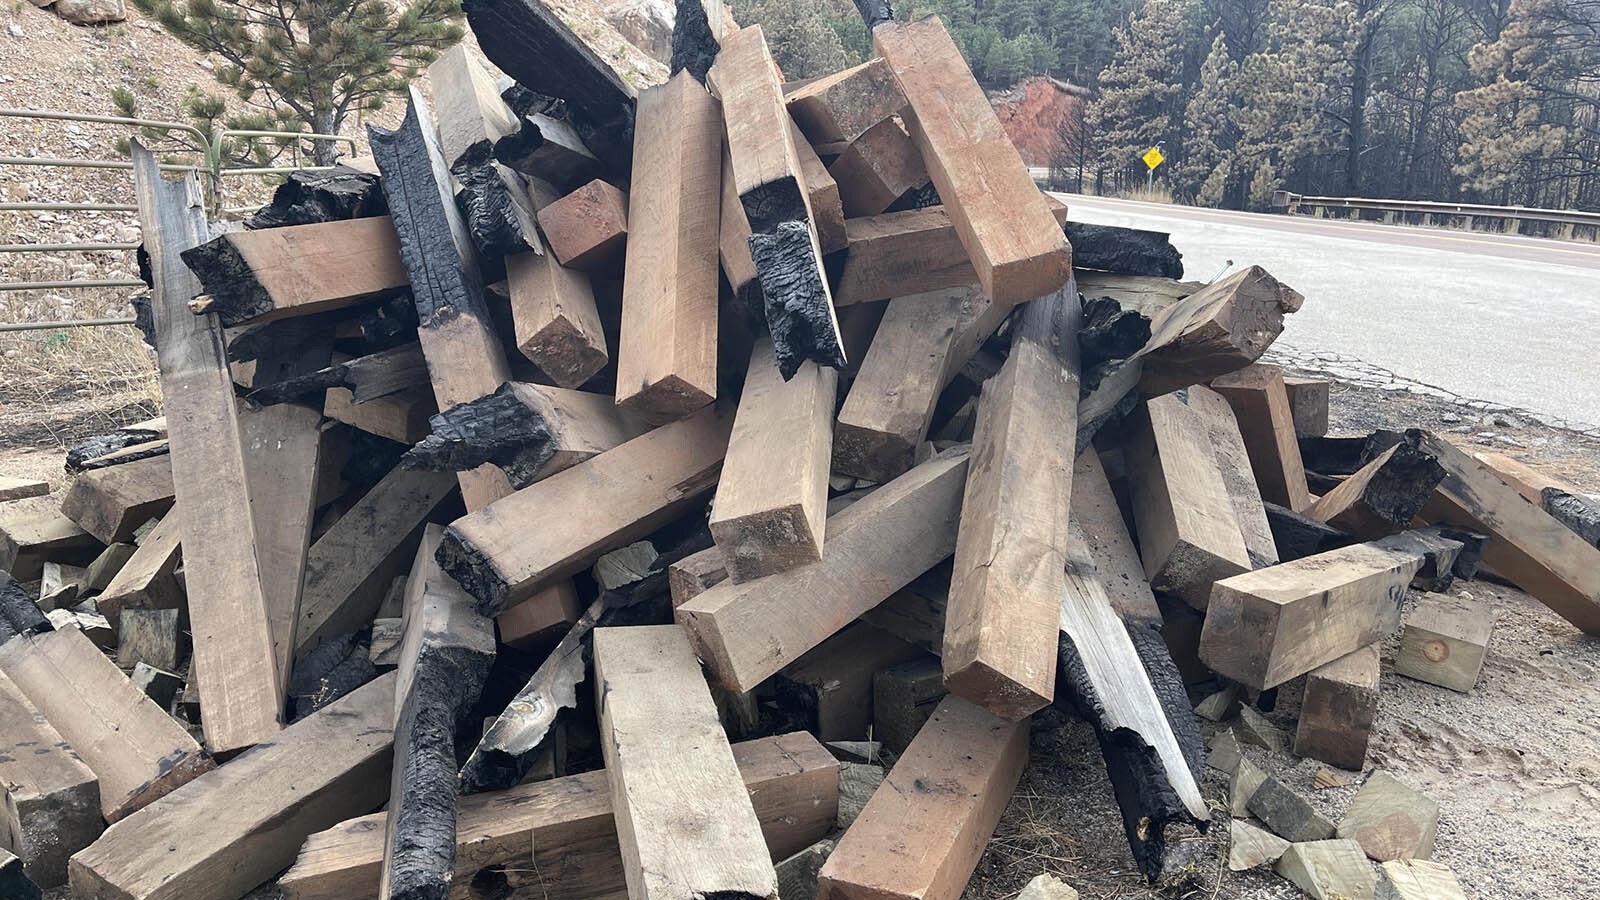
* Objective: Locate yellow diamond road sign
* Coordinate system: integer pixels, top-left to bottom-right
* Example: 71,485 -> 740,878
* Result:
1142,146 -> 1165,170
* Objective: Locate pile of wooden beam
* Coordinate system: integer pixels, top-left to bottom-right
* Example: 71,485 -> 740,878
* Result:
2,3 -> 1599,899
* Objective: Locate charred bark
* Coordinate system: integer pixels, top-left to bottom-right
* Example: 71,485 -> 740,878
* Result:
748,221 -> 847,379
401,384 -> 557,488
245,167 -> 387,230
1065,223 -> 1184,279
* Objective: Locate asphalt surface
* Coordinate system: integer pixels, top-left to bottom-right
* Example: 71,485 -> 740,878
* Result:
1054,194 -> 1600,430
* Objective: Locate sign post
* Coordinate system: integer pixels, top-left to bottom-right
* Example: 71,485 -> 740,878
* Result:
1142,145 -> 1165,191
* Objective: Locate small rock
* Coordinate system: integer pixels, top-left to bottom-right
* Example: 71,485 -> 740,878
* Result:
1017,873 -> 1079,900
1228,818 -> 1290,871
53,0 -> 127,25
1249,775 -> 1336,841
1337,771 -> 1438,861
1276,839 -> 1376,900
1313,767 -> 1353,790
7,22 -> 23,38
1237,705 -> 1287,752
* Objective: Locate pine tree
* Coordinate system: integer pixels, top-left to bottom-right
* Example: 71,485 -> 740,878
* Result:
733,0 -> 859,79
1228,0 -> 1353,204
1178,31 -> 1240,204
1453,0 -> 1598,206
133,0 -> 465,165
1085,0 -> 1191,189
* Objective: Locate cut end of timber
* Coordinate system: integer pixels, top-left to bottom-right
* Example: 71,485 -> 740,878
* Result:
748,222 -> 846,379
177,238 -> 270,327
617,373 -> 717,426
709,504 -> 824,584
943,657 -> 1052,721
435,527 -> 512,617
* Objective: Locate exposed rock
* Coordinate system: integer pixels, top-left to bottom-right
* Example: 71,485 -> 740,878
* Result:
604,0 -> 674,66
1228,818 -> 1290,871
990,76 -> 1088,168
1017,873 -> 1080,900
1338,771 -> 1438,862
54,0 -> 126,25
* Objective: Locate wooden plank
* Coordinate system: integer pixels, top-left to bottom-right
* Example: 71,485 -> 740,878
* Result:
1380,859 -> 1468,900
789,117 -> 847,254
816,696 -> 1027,900
775,622 -> 924,741
496,580 -> 583,651
834,201 -> 1070,306
246,343 -> 430,407
785,58 -> 905,145
1069,451 -> 1161,622
1073,272 -> 1202,318
667,544 -> 728,607
370,87 -> 516,511
1308,434 -> 1447,539
95,509 -> 182,630
1418,431 -> 1600,633
295,468 -> 458,657
1058,535 -> 1209,831
1210,364 -> 1313,511
833,286 -> 1001,482
616,71 -> 722,423
278,732 -> 838,900
1129,392 -> 1253,608
68,672 -> 396,900
1185,384 -> 1281,568
1199,538 -> 1425,690
678,450 -> 969,693
495,110 -> 602,192
324,384 -> 436,444
0,477 -> 47,503
873,17 -> 1071,305
0,627 -> 212,823
59,454 -> 173,545
0,509 -> 99,582
536,178 -> 629,272
179,217 -> 408,326
718,136 -> 763,318
505,248 -> 609,389
403,383 -> 652,489
830,116 -> 929,218
118,608 -> 182,672
1394,591 -> 1493,691
712,26 -> 844,377
439,405 -> 733,615
594,625 -> 778,900
380,528 -> 496,900
1283,376 -> 1330,437
1138,266 -> 1304,394
240,388 -> 324,695
428,44 -> 517,168
0,669 -> 102,888
1293,643 -> 1381,770
132,143 -> 282,754
944,288 -> 1076,718
709,338 -> 836,582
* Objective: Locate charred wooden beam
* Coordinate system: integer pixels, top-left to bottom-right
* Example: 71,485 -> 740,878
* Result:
370,87 -> 516,510
670,0 -> 723,85
180,217 -> 409,326
245,166 -> 387,230
1065,222 -> 1183,278
0,571 -> 50,643
401,382 -> 649,489
1307,429 -> 1447,539
461,0 -> 637,174
379,528 -> 496,900
714,25 -> 846,378
245,343 -> 428,407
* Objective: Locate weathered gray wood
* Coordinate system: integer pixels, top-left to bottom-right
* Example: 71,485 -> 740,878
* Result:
0,670 -> 102,887
131,142 -> 282,754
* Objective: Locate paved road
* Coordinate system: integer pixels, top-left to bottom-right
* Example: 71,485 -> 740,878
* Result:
1054,194 -> 1600,430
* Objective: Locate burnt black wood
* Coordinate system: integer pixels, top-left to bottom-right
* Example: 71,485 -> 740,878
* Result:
463,0 -> 636,174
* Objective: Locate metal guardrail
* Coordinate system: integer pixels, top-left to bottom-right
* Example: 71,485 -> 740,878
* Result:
1271,191 -> 1600,237
1,109 -> 359,327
